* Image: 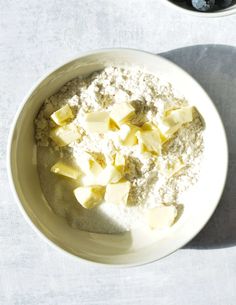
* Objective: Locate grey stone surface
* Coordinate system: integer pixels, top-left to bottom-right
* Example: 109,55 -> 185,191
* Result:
1,1 -> 236,304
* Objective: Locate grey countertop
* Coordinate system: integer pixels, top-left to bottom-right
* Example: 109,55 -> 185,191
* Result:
1,1 -> 236,304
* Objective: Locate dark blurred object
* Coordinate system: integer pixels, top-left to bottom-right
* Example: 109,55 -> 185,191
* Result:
172,0 -> 233,11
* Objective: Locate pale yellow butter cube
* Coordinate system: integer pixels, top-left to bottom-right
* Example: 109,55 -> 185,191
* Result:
141,122 -> 156,131
110,102 -> 135,125
81,163 -> 105,186
73,186 -> 104,209
78,152 -> 104,186
83,165 -> 122,186
50,104 -> 74,126
158,106 -> 193,137
50,123 -> 81,146
90,160 -> 104,176
50,161 -> 80,179
98,165 -> 122,186
136,130 -> 161,154
141,122 -> 167,144
170,106 -> 193,123
109,118 -> 119,131
84,111 -> 110,133
76,152 -> 103,174
114,152 -> 126,169
147,205 -> 177,230
118,124 -> 139,146
105,180 -> 131,205
158,122 -> 182,138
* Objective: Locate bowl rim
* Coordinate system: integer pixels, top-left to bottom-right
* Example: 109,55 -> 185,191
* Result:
160,0 -> 236,17
7,48 -> 229,267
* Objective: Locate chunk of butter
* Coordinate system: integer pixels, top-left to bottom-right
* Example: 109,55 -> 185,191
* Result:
50,104 -> 74,126
76,152 -> 103,175
114,152 -> 126,170
105,180 -> 131,205
118,124 -> 139,146
136,130 -> 161,154
158,106 -> 193,137
98,165 -> 122,185
77,152 -> 104,186
50,161 -> 80,179
147,205 -> 177,230
73,186 -> 104,209
84,111 -> 110,133
141,122 -> 167,143
110,102 -> 135,125
49,123 -> 81,146
141,122 -> 157,131
83,164 -> 122,186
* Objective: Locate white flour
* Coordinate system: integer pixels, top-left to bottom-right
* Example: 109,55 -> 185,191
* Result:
35,67 -> 204,233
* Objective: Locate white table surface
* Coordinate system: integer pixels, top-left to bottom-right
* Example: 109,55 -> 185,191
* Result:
1,1 -> 236,304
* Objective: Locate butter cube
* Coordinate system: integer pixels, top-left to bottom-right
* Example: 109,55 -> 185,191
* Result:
105,180 -> 131,205
50,123 -> 81,146
119,124 -> 139,146
74,186 -> 104,209
50,104 -> 74,126
147,205 -> 177,230
50,161 -> 80,179
109,118 -> 119,131
158,106 -> 193,137
76,152 -> 103,174
136,130 -> 161,154
82,163 -> 104,186
77,152 -> 104,185
90,160 -> 104,176
110,102 -> 135,125
84,111 -> 110,133
98,165 -> 122,185
83,165 -> 122,186
170,106 -> 193,123
158,122 -> 182,138
141,122 -> 156,131
114,152 -> 126,170
141,122 -> 167,143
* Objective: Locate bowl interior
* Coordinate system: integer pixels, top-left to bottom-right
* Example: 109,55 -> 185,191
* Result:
9,50 -> 228,265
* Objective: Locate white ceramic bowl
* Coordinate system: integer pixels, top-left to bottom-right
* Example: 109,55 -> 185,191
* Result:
161,0 -> 236,17
8,49 -> 228,266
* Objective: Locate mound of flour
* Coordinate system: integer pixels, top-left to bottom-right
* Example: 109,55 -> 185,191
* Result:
35,67 -> 204,233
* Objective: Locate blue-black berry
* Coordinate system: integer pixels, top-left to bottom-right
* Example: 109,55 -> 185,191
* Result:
191,0 -> 215,11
